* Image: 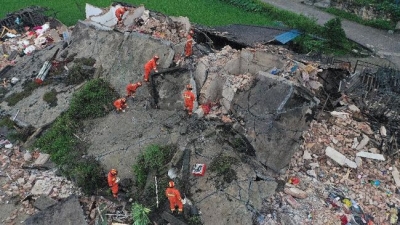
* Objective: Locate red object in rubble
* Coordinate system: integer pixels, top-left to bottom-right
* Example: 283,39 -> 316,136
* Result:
289,177 -> 300,185
192,164 -> 206,176
340,215 -> 348,225
34,78 -> 43,85
201,104 -> 211,115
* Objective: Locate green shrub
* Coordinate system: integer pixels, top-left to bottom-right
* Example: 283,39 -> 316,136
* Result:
132,203 -> 151,225
68,78 -> 118,120
0,117 -> 15,129
65,58 -> 96,85
71,157 -> 105,195
43,88 -> 58,107
132,144 -> 176,188
322,18 -> 348,48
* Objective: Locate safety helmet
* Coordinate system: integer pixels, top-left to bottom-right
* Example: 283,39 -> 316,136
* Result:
111,169 -> 118,175
137,82 -> 142,86
153,55 -> 159,60
186,84 -> 192,90
168,181 -> 175,188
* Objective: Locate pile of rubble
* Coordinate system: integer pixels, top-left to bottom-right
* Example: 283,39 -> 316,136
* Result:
265,97 -> 398,224
0,143 -> 80,224
85,4 -> 189,45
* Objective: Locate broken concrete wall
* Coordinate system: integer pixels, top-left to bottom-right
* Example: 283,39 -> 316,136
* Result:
231,72 -> 315,171
196,47 -> 285,108
25,195 -> 87,225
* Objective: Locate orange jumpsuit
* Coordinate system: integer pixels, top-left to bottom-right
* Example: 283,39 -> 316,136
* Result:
113,98 -> 127,111
115,7 -> 127,22
183,90 -> 195,115
143,58 -> 158,82
165,186 -> 183,212
126,83 -> 141,96
107,171 -> 119,198
185,34 -> 193,57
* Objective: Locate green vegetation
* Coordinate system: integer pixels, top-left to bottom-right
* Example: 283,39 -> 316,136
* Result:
132,203 -> 151,225
209,154 -> 238,185
132,144 -> 175,188
188,215 -> 203,225
0,117 -> 35,142
325,7 -> 394,30
43,88 -> 58,107
34,78 -> 119,194
66,57 -> 96,85
0,117 -> 15,129
5,80 -> 41,106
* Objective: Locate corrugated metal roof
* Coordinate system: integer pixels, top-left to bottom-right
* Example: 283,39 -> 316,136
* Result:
274,30 -> 300,44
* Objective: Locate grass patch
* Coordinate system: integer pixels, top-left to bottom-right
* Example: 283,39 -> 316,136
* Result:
43,88 -> 58,107
34,78 -> 119,194
133,144 -> 176,189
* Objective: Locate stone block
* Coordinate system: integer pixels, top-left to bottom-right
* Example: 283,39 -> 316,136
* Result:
31,180 -> 53,196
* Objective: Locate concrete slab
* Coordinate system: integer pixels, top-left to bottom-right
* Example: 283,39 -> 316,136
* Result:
85,3 -> 103,19
33,195 -> 57,210
89,5 -> 118,27
25,195 -> 87,225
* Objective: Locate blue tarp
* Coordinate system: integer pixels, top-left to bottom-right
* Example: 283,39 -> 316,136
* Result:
274,30 -> 300,44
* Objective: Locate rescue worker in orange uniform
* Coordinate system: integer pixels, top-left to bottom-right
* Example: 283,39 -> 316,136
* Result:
165,181 -> 183,213
107,169 -> 119,198
113,98 -> 128,112
115,7 -> 128,25
126,81 -> 142,98
143,55 -> 159,82
185,30 -> 194,57
183,84 -> 195,116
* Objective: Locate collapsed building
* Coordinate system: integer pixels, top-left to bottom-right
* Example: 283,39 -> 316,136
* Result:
0,2 -> 399,225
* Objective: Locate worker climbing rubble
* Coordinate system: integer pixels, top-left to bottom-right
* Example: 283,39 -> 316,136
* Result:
107,169 -> 120,198
185,30 -> 195,58
113,97 -> 128,112
115,6 -> 128,26
165,181 -> 183,214
126,81 -> 142,98
183,84 -> 196,116
143,55 -> 159,82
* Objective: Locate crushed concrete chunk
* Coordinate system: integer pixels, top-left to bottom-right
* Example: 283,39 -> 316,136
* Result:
284,187 -> 308,199
356,134 -> 370,150
330,111 -> 349,119
303,150 -> 312,160
33,153 -> 50,165
325,146 -> 357,168
348,104 -> 360,113
392,167 -> 400,187
380,126 -> 387,137
31,180 -> 53,195
356,151 -> 385,161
